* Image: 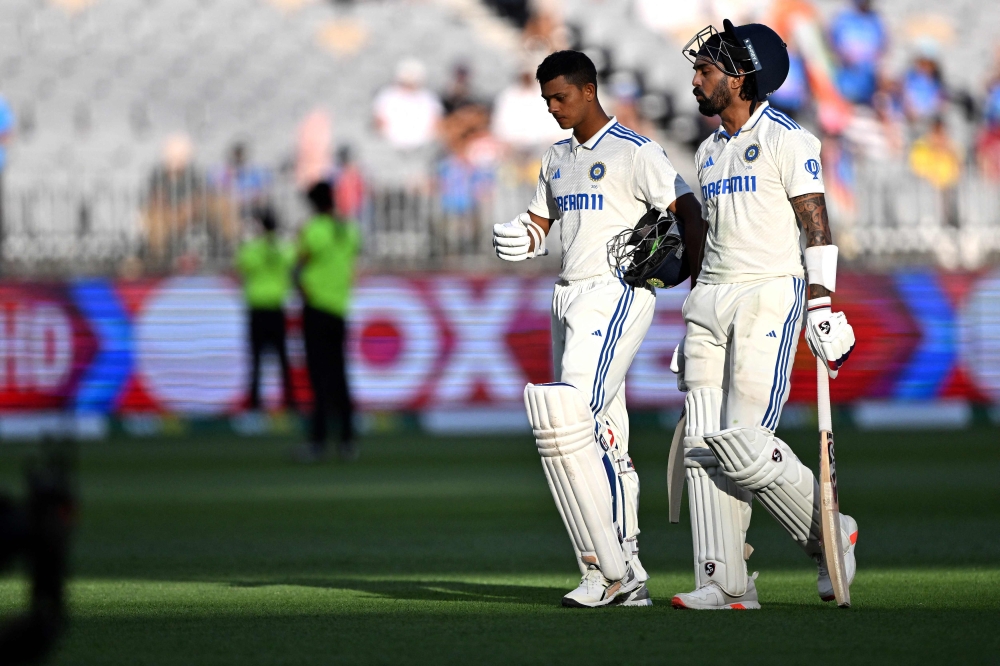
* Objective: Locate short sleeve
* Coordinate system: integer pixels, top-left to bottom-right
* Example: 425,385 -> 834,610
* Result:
774,129 -> 825,199
527,152 -> 560,220
633,142 -> 693,213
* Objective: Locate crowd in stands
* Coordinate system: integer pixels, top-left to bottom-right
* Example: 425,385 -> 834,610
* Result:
703,0 -> 1000,206
366,0 -> 1000,246
2,0 -> 998,274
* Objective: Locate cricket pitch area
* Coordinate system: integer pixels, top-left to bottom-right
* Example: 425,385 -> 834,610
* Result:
1,424 -> 997,664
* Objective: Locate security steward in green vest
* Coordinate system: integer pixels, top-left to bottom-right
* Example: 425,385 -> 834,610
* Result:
235,208 -> 297,411
296,181 -> 361,462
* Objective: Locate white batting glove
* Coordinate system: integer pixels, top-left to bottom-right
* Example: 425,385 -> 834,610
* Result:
493,213 -> 546,262
805,297 -> 855,379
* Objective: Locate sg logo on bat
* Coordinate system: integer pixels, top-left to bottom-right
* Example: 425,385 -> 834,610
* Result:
828,438 -> 839,503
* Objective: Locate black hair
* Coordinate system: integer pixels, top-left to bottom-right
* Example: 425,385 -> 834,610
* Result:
252,206 -> 278,232
306,181 -> 334,213
698,33 -> 758,102
738,74 -> 757,102
536,50 -> 598,90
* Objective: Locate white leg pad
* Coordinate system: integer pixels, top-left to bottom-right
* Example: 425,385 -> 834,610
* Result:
705,426 -> 822,555
597,391 -> 643,578
525,382 -> 627,581
683,388 -> 753,596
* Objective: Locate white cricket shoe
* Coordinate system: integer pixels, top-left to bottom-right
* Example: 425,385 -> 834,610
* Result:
561,564 -> 640,608
671,574 -> 760,610
818,513 -> 858,602
615,582 -> 653,607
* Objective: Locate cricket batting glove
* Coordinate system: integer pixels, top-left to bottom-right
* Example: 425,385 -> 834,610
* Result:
494,213 -> 547,262
805,297 -> 855,378
670,341 -> 688,392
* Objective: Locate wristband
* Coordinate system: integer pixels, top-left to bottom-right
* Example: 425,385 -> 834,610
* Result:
804,245 -> 838,293
807,296 -> 832,313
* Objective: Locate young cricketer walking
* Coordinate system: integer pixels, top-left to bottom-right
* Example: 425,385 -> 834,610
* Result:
493,51 -> 704,608
671,21 -> 859,610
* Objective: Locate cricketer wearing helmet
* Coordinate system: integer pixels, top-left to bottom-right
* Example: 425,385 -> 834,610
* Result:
493,50 -> 704,608
670,20 -> 859,610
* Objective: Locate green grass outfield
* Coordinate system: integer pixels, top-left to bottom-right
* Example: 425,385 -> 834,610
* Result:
1,424 -> 998,664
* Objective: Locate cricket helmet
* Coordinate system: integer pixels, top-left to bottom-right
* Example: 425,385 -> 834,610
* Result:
682,19 -> 789,102
608,208 -> 689,290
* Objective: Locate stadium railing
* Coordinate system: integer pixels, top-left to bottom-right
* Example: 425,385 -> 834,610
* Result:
0,166 -> 997,277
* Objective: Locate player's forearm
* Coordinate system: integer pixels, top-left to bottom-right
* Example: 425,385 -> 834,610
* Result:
790,192 -> 833,299
669,192 -> 706,284
526,212 -> 552,253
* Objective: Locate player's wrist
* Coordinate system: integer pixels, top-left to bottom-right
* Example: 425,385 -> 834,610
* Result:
523,214 -> 548,258
804,245 -> 838,293
807,296 -> 831,312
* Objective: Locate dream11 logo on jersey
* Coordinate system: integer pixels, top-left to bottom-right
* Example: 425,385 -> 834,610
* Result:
701,175 -> 757,201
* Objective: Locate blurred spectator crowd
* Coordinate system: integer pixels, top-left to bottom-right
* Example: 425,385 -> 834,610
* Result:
759,0 -> 1000,213
1,0 -> 999,275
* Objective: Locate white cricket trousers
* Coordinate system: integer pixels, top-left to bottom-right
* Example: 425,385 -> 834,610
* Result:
679,275 -> 809,595
683,275 -> 806,429
550,275 -> 656,553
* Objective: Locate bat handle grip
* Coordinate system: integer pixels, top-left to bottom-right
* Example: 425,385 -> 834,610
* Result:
817,357 -> 832,433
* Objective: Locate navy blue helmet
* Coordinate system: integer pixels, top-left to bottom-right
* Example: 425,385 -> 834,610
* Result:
683,19 -> 790,102
608,209 -> 689,290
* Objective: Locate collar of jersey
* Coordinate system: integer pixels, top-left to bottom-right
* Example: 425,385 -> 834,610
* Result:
716,102 -> 770,142
571,116 -> 619,151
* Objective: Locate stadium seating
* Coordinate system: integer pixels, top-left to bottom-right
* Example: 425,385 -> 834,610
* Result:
0,0 -> 519,184
0,0 -> 997,273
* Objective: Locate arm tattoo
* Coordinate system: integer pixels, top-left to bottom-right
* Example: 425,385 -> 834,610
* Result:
791,192 -> 832,247
790,192 -> 833,299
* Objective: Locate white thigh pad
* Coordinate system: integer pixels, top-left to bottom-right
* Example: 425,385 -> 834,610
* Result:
683,388 -> 752,596
684,387 -> 724,437
705,427 -> 822,554
524,382 -> 627,581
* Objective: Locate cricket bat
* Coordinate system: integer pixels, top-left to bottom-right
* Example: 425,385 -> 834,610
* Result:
816,357 -> 851,608
667,409 -> 686,523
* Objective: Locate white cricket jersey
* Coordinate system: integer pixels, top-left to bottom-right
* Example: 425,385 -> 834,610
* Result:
528,116 -> 692,282
694,101 -> 825,285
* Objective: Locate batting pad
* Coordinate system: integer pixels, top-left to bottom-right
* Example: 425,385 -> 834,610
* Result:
706,427 -> 823,555
684,389 -> 753,596
525,383 -> 627,582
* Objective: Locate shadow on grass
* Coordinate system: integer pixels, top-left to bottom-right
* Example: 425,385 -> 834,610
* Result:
227,577 -> 568,606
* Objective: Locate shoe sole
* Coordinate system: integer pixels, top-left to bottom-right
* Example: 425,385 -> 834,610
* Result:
671,595 -> 760,610
619,598 -> 653,607
616,585 -> 653,607
562,595 -> 621,608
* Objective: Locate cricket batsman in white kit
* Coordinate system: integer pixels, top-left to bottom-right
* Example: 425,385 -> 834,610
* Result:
493,50 -> 705,608
671,21 -> 859,610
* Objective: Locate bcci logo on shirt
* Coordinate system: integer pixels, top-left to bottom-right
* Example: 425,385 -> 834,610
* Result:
743,144 -> 761,163
589,162 -> 606,181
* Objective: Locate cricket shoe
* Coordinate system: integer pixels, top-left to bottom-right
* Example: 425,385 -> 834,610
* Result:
615,582 -> 653,607
817,513 -> 858,602
671,574 -> 760,610
561,564 -> 640,608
